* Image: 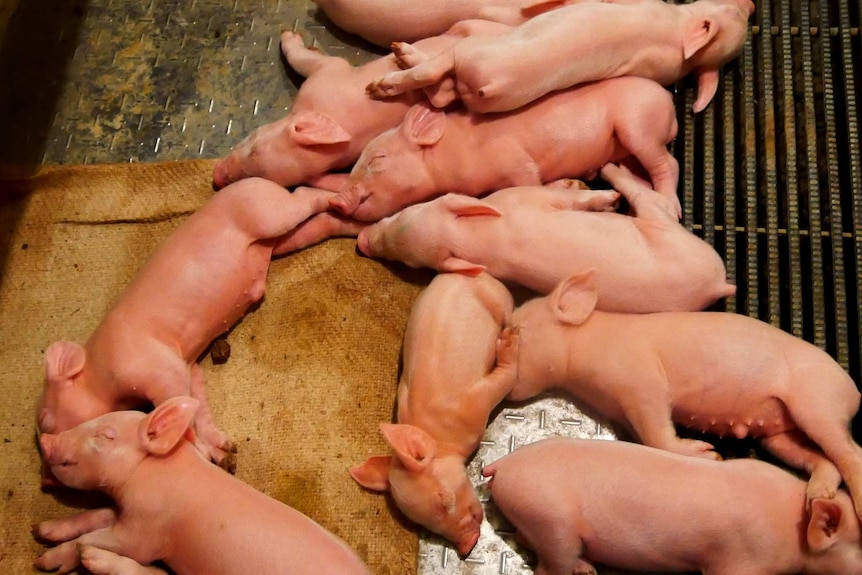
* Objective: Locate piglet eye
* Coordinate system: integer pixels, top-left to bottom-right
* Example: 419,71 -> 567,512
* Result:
97,427 -> 117,440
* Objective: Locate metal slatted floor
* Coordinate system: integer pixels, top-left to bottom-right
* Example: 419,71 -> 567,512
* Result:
1,1 -> 861,574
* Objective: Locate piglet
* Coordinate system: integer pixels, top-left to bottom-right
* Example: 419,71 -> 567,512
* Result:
367,0 -> 754,114
483,437 -> 862,575
504,264 -> 862,522
33,397 -> 371,575
212,24 -> 510,189
37,180 -> 338,475
331,76 -> 681,221
358,165 -> 734,313
311,0 -> 581,47
349,272 -> 517,555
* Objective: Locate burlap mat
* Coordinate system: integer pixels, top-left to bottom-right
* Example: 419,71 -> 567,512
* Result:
0,160 -> 429,574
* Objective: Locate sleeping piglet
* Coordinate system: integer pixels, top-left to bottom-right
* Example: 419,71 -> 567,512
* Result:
331,76 -> 681,221
358,164 -> 734,313
311,0 -> 588,47
37,180 -> 338,476
504,266 -> 862,522
350,272 -> 517,555
212,23 -> 510,189
33,397 -> 371,575
483,437 -> 862,575
367,0 -> 754,114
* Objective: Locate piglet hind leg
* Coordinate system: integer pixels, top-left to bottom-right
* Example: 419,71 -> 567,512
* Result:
522,530 -> 594,575
367,48 -> 454,100
600,163 -> 679,224
618,372 -> 720,460
280,30 -> 333,77
392,42 -> 460,109
760,430 -> 844,503
780,376 -> 862,520
188,363 -> 237,473
612,91 -> 681,219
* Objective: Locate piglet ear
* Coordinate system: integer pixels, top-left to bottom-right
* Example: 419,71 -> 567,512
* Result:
807,497 -> 843,553
44,341 -> 86,384
290,112 -> 352,146
403,105 -> 445,147
693,68 -> 720,113
379,423 -> 437,473
551,269 -> 599,326
139,397 -> 200,456
520,0 -> 567,18
349,456 -> 392,492
441,194 -> 503,218
683,17 -> 720,61
440,256 -> 486,277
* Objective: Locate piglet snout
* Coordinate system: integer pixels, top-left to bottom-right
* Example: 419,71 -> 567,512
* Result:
211,160 -> 232,189
456,529 -> 481,556
39,433 -> 75,468
356,228 -> 374,256
38,434 -> 55,463
738,0 -> 755,15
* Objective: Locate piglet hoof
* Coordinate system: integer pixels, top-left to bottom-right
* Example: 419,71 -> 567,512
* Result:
34,541 -> 80,574
805,480 -> 838,508
392,42 -> 424,69
219,450 -> 238,475
365,76 -> 398,100
590,190 -> 621,213
547,178 -> 589,190
79,544 -> 166,575
365,79 -> 385,99
496,326 -> 521,367
192,434 -> 238,474
573,559 -> 598,575
675,438 -> 721,460
391,42 -> 411,68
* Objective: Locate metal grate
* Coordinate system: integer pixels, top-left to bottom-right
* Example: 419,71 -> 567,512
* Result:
1,1 -> 861,574
675,0 -> 862,389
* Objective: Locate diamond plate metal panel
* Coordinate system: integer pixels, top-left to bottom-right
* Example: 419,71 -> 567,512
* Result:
0,0 -> 381,165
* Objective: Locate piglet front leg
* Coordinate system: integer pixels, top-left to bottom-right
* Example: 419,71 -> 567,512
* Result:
79,545 -> 168,575
33,507 -> 118,545
544,181 -> 620,212
35,526 -> 126,574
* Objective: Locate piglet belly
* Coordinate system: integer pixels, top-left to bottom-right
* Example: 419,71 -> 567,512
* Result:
673,394 -> 794,438
161,252 -> 270,361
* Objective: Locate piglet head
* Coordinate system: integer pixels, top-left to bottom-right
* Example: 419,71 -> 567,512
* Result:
684,0 -> 753,113
350,423 -> 484,555
357,193 -> 501,275
37,342 -> 106,437
39,397 -> 199,495
804,496 -> 862,573
330,103 -> 444,221
38,341 -> 123,486
212,110 -> 352,189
